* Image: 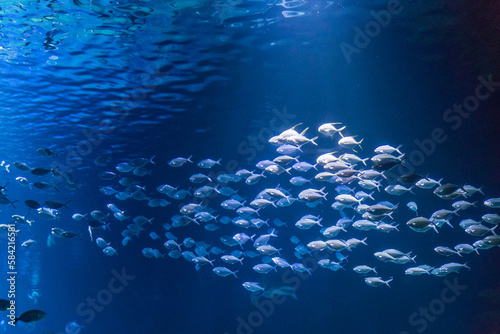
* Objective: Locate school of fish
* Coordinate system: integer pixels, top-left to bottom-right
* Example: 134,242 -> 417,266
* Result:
2,121 -> 500,306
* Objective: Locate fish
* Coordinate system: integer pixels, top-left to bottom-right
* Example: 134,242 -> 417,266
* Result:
33,181 -> 59,192
96,237 -> 111,248
13,161 -> 32,171
14,309 -> 47,324
242,282 -> 265,292
465,224 -> 497,236
103,246 -> 118,256
405,266 -> 433,275
44,200 -> 71,209
415,177 -> 442,189
338,136 -> 363,151
434,246 -> 462,257
482,213 -> 500,225
374,144 -> 402,155
318,123 -> 345,137
364,277 -> 392,288
21,239 -> 36,248
384,185 -> 414,195
353,265 -> 377,275
30,167 -> 54,176
0,299 -> 11,311
168,156 -> 193,167
253,263 -> 277,274
407,201 -> 418,215
198,158 -> 221,168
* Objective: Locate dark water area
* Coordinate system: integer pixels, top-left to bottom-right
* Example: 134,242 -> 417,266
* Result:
0,0 -> 500,333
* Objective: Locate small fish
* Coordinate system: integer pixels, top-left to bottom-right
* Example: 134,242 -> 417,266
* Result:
44,200 -> 71,210
72,213 -> 88,221
30,167 -> 53,176
338,136 -> 363,151
318,123 -> 345,137
94,154 -> 112,166
103,246 -> 118,256
197,158 -> 221,168
364,277 -> 392,288
13,161 -> 32,171
484,197 -> 500,209
407,201 -> 418,215
242,282 -> 265,292
33,181 -> 59,192
374,144 -> 402,155
434,246 -> 462,257
96,237 -> 111,248
168,155 -> 193,167
15,177 -> 31,187
353,265 -> 377,275
21,239 -> 36,248
253,263 -> 277,274
465,224 -> 497,236
14,309 -> 46,324
213,267 -> 239,278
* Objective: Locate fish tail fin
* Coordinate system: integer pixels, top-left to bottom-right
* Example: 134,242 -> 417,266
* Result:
408,186 -> 415,195
492,225 -> 497,235
386,278 -> 393,288
310,136 -> 319,146
232,270 -> 239,278
187,155 -> 193,163
432,224 -> 439,233
64,200 -> 72,209
149,155 -> 156,165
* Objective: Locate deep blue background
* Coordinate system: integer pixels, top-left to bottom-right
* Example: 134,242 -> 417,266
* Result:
0,0 -> 499,333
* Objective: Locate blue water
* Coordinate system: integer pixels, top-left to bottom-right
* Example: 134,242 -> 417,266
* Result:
1,0 -> 499,333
